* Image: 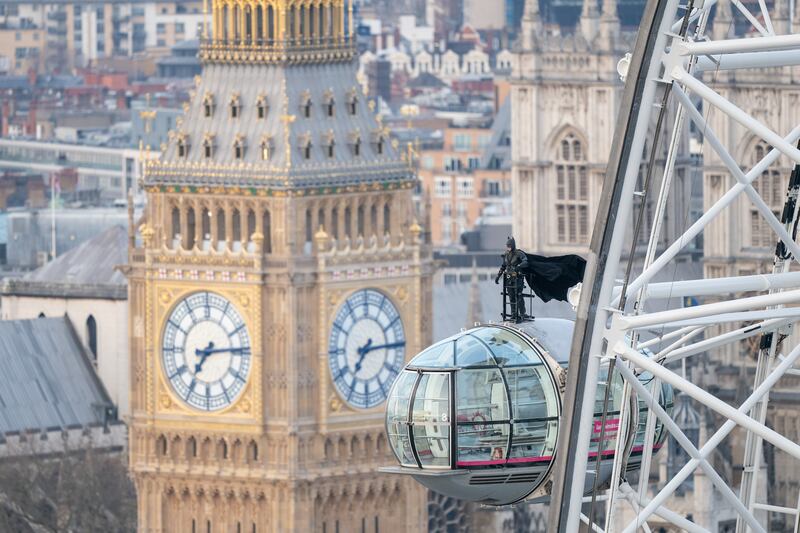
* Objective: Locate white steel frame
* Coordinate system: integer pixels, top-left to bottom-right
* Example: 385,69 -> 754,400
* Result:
549,0 -> 800,529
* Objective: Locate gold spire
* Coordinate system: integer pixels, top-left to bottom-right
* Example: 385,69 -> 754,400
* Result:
203,0 -> 356,64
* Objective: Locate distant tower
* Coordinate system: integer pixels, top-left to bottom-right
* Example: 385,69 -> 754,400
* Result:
127,0 -> 432,530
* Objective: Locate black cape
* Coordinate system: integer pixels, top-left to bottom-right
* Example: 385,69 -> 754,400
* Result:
519,253 -> 586,303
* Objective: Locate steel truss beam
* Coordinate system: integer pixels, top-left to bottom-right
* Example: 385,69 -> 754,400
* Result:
546,0 -> 800,529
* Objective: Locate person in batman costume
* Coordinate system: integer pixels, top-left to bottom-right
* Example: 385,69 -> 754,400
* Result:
495,237 -> 587,321
495,237 -> 529,322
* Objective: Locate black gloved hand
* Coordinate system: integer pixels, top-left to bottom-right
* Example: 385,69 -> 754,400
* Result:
494,275 -> 501,285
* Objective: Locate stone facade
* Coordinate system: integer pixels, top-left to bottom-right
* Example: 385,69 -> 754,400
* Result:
127,1 -> 432,530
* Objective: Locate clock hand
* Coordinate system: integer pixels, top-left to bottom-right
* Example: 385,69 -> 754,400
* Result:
195,347 -> 247,355
195,341 -> 215,373
354,338 -> 373,374
355,340 -> 407,373
360,341 -> 406,355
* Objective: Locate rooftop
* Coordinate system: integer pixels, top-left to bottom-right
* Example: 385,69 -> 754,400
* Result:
0,317 -> 114,435
1,225 -> 128,299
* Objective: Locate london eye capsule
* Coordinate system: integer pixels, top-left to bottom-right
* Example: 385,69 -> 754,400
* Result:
381,318 -> 673,506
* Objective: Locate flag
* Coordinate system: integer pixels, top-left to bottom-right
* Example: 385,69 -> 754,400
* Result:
519,253 -> 587,303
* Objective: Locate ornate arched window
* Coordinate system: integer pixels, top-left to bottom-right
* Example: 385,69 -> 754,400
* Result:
232,208 -> 242,242
247,209 -> 256,241
202,134 -> 215,158
262,209 -> 272,253
300,92 -> 312,118
748,140 -> 783,248
299,136 -> 312,160
260,135 -> 274,161
171,206 -> 181,243
323,91 -> 335,117
256,95 -> 268,119
177,134 -> 189,158
201,208 -> 211,241
216,208 -> 226,243
233,135 -> 246,159
186,207 -> 196,249
347,91 -> 358,116
554,132 -> 589,244
230,94 -> 241,118
203,93 -> 215,117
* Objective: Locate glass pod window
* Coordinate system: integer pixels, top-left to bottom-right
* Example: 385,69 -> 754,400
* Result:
386,371 -> 417,467
411,373 -> 451,468
456,368 -> 509,466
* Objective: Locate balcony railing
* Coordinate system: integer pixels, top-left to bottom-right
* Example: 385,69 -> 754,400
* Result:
199,36 -> 356,65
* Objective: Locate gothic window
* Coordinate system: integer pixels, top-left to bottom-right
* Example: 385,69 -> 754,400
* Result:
157,435 -> 167,456
357,205 -> 365,237
348,93 -> 358,115
203,136 -> 214,158
177,135 -> 189,158
255,5 -> 264,43
324,94 -> 335,117
203,94 -> 215,117
230,95 -> 241,118
370,204 -> 378,232
376,136 -> 385,155
352,136 -> 362,157
305,209 -> 313,243
262,210 -> 272,253
232,209 -> 242,243
554,133 -> 589,244
301,139 -> 312,160
383,203 -> 390,234
247,440 -> 258,462
247,209 -> 256,241
187,207 -> 196,249
748,140 -> 783,248
317,208 -> 326,233
344,207 -> 352,239
267,5 -> 275,43
331,207 -> 339,239
171,207 -> 181,243
222,5 -> 229,41
260,136 -> 273,160
256,95 -> 268,119
201,208 -> 211,241
244,5 -> 253,43
327,139 -> 335,159
216,208 -> 226,242
301,94 -> 312,118
187,437 -> 197,458
233,136 -> 246,159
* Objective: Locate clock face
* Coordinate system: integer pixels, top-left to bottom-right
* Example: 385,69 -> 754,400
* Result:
161,291 -> 252,412
328,289 -> 406,409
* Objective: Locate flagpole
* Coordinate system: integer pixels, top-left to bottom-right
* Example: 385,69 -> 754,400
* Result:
50,173 -> 56,260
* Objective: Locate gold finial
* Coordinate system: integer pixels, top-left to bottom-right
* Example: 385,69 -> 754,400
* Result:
410,219 -> 422,238
251,231 -> 264,253
315,225 -> 329,250
140,224 -> 155,248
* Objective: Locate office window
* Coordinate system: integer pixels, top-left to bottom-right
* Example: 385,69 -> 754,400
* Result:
434,177 -> 451,198
453,133 -> 471,152
457,177 -> 474,198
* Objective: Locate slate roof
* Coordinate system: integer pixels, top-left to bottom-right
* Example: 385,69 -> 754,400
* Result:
147,61 -> 413,189
1,225 -> 128,300
0,318 -> 113,435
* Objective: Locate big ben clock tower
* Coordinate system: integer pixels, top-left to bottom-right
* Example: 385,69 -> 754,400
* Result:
127,1 -> 432,530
